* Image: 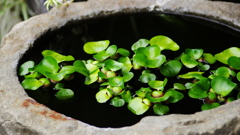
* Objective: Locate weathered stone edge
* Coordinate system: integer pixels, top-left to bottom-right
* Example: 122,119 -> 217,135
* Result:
0,0 -> 240,134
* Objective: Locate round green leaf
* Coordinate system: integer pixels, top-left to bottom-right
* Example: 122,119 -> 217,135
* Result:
178,72 -> 204,79
215,47 -> 240,64
105,59 -> 123,71
21,78 -> 43,90
111,97 -> 125,107
185,48 -> 203,60
139,73 -> 156,83
173,83 -> 186,90
148,79 -> 168,91
149,35 -> 179,51
118,48 -> 130,56
167,89 -> 184,103
203,53 -> 216,64
54,83 -> 65,90
228,56 -> 240,70
143,45 -> 161,59
153,103 -> 169,115
85,68 -> 100,85
83,40 -> 110,54
145,91 -> 171,103
131,39 -> 149,52
96,89 -> 112,103
160,60 -> 182,77
136,87 -> 152,98
215,67 -> 231,78
188,79 -> 210,99
133,53 -> 166,68
109,76 -> 124,87
211,76 -> 237,97
118,56 -> 133,73
56,89 -> 74,100
197,63 -> 210,71
201,103 -> 220,111
19,61 -> 35,76
121,90 -> 132,103
128,97 -> 149,115
42,50 -> 75,63
123,72 -> 134,82
237,72 -> 240,82
35,56 -> 60,76
181,53 -> 198,68
73,60 -> 89,77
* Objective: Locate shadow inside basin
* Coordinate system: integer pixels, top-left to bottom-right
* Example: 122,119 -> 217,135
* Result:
18,13 -> 240,128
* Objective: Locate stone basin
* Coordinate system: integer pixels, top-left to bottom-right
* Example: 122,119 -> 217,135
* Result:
1,0 -> 240,134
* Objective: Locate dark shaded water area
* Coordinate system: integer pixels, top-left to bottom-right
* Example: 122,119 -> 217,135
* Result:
18,13 -> 240,128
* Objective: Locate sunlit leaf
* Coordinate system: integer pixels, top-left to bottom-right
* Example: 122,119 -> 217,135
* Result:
215,67 -> 231,78
185,48 -> 203,60
85,69 -> 100,85
178,72 -> 204,79
167,89 -> 184,103
149,35 -> 179,51
21,78 -> 43,90
118,48 -> 130,56
111,97 -> 125,107
139,73 -> 156,83
148,78 -> 168,91
42,50 -> 74,63
73,60 -> 89,76
131,39 -> 149,52
173,83 -> 186,90
136,87 -> 152,98
109,76 -> 124,87
19,61 -> 35,76
203,53 -> 216,64
105,59 -> 123,71
181,53 -> 198,68
215,47 -> 240,64
83,40 -> 110,54
118,56 -> 133,73
197,63 -> 210,71
146,90 -> 171,103
211,76 -> 237,97
123,72 -> 134,82
188,79 -> 210,99
128,97 -> 149,115
35,56 -> 60,76
121,90 -> 132,103
96,89 -> 112,103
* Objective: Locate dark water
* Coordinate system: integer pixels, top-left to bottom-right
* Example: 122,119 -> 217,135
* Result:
18,13 -> 240,128
210,0 -> 240,3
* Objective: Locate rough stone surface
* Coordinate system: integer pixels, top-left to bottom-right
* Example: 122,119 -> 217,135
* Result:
1,0 -> 240,134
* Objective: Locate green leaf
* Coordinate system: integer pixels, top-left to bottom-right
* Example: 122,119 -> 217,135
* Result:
109,76 -> 124,87
42,50 -> 74,63
56,89 -> 74,100
111,97 -> 125,107
139,73 -> 156,83
203,53 -> 216,64
188,79 -> 210,99
143,45 -> 161,59
181,53 -> 198,68
150,35 -> 179,51
123,72 -> 134,82
215,47 -> 240,64
153,103 -> 169,115
160,60 -> 182,77
128,97 -> 149,115
83,40 -> 110,54
197,63 -> 210,71
211,76 -> 237,97
146,91 -> 172,103
133,53 -> 166,68
173,83 -> 186,90
185,82 -> 194,89
201,103 -> 220,111
185,48 -> 203,60
85,69 -> 100,85
21,78 -> 43,90
35,56 -> 60,76
93,45 -> 117,61
121,90 -> 132,103
148,78 -> 168,91
131,39 -> 149,52
96,89 -> 112,103
237,72 -> 240,82
118,56 -> 133,73
54,83 -> 65,90
228,56 -> 240,70
167,89 -> 184,103
215,67 -> 231,78
73,60 -> 89,76
118,48 -> 130,56
19,61 -> 35,76
105,59 -> 123,71
136,87 -> 152,98
178,72 -> 204,79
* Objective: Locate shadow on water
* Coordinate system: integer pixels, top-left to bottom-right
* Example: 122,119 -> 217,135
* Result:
18,13 -> 240,128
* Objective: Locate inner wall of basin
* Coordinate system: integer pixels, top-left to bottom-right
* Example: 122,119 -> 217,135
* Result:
18,13 -> 240,128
